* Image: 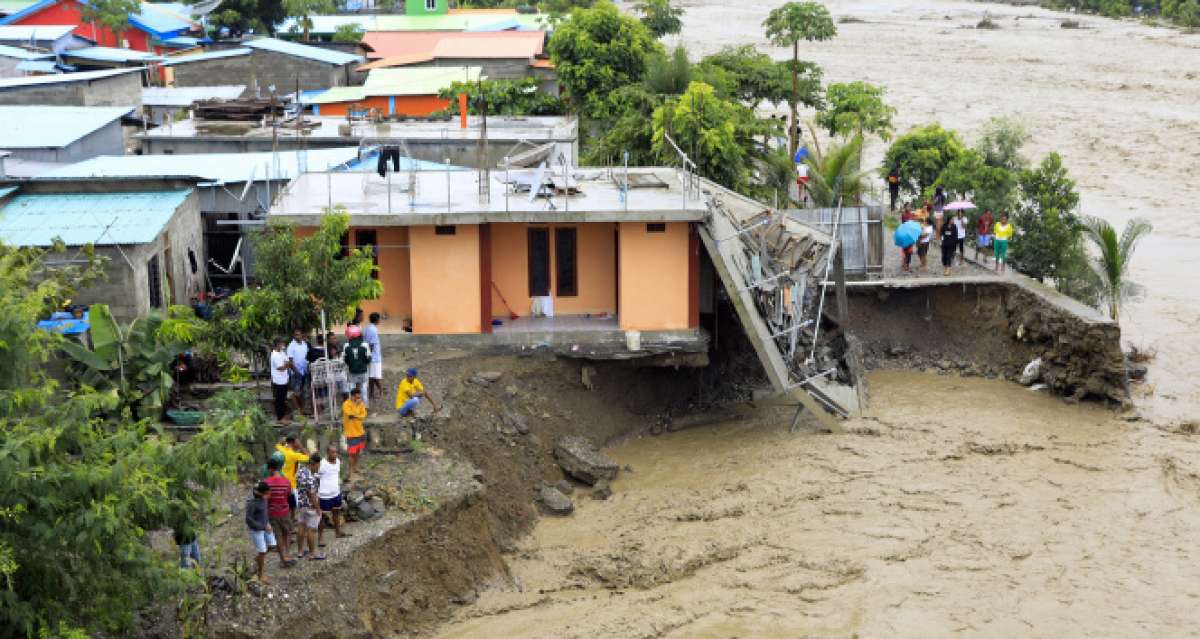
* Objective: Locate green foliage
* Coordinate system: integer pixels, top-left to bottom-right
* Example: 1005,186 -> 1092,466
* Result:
881,123 -> 965,197
636,0 -> 683,37
229,209 -> 381,342
1164,0 -> 1200,26
1082,216 -> 1153,319
436,77 -> 567,116
643,44 -> 691,96
0,241 -> 267,637
816,81 -> 895,141
78,0 -> 140,34
934,147 -> 1018,213
59,303 -> 202,420
282,0 -> 335,40
803,134 -> 872,207
209,0 -> 286,36
975,115 -> 1031,171
763,2 -> 836,153
547,1 -> 660,118
1049,0 -> 1200,25
331,22 -> 364,42
696,45 -> 810,108
581,85 -> 663,166
1009,153 -> 1083,281
652,81 -> 757,191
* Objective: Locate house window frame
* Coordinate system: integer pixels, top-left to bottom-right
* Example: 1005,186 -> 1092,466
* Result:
554,227 -> 578,297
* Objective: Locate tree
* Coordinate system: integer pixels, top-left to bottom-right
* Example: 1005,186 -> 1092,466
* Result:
582,85 -> 663,166
282,0 -> 334,40
209,0 -> 287,36
643,44 -> 691,96
653,81 -> 760,192
437,77 -> 567,116
803,133 -> 871,207
547,1 -> 660,119
0,241 -> 266,637
1010,152 -> 1082,281
636,0 -> 683,38
1082,216 -> 1152,320
763,1 -> 836,155
78,0 -> 139,37
975,115 -> 1031,172
881,123 -> 965,198
816,81 -> 895,141
1164,0 -> 1200,26
230,209 -> 381,342
934,147 -> 1018,213
331,22 -> 364,42
695,45 -> 810,109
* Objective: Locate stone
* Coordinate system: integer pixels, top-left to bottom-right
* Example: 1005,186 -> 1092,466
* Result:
581,365 -> 597,391
591,479 -> 612,501
503,410 -> 530,435
555,479 -> 575,495
504,385 -> 519,397
369,497 -> 386,514
1020,358 -> 1043,386
346,491 -> 366,507
554,436 -> 619,486
469,371 -> 503,385
1127,363 -> 1148,381
539,486 -> 574,515
355,500 -> 376,521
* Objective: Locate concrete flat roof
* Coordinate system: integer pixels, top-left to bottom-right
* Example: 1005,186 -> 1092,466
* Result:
270,167 -> 708,226
138,114 -> 576,143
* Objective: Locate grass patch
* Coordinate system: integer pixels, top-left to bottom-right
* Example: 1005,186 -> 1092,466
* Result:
838,15 -> 865,23
977,16 -> 1001,29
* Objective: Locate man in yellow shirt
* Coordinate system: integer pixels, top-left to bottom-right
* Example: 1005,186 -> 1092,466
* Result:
396,368 -> 439,441
274,436 -> 310,489
993,212 -> 1015,274
342,387 -> 367,481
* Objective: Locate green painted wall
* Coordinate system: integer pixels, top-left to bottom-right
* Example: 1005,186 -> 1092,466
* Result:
405,0 -> 447,16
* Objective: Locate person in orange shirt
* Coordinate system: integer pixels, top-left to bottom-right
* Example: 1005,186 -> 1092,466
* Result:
342,387 -> 367,481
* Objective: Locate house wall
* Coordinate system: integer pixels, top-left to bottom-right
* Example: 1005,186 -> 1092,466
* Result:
314,94 -> 448,117
0,56 -> 19,78
617,221 -> 691,331
352,226 -> 412,322
415,57 -> 531,81
489,221 -> 615,318
0,71 -> 141,106
409,223 -> 480,334
170,50 -> 352,92
8,0 -> 152,50
7,119 -> 124,162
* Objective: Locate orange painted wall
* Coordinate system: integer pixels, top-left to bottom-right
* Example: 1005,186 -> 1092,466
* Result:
316,95 -> 450,117
315,95 -> 390,117
489,222 -> 616,318
618,222 -> 691,331
351,227 -> 411,321
409,224 -> 481,334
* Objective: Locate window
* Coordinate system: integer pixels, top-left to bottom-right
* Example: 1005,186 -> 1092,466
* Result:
425,0 -> 437,10
555,227 -> 577,297
435,225 -> 456,235
147,255 -> 163,309
356,229 -> 379,279
527,227 -> 550,297
646,223 -> 666,233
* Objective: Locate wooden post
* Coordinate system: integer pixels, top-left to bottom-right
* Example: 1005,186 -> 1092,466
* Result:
834,247 -> 849,328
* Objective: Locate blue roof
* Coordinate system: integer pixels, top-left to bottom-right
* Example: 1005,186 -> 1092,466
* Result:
160,35 -> 207,48
243,37 -> 361,65
64,46 -> 162,62
0,106 -> 130,148
0,189 -> 192,246
0,43 -> 51,59
159,47 -> 250,65
13,58 -> 57,72
0,1 -> 194,37
0,186 -> 17,199
41,147 -> 366,184
0,66 -> 137,87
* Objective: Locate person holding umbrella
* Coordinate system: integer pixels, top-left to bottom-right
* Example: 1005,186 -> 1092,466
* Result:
893,220 -> 922,273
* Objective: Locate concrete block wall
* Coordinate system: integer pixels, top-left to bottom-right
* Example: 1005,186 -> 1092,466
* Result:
171,50 -> 355,93
0,73 -> 141,107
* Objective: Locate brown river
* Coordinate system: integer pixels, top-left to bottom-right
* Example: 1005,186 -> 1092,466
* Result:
434,1 -> 1200,635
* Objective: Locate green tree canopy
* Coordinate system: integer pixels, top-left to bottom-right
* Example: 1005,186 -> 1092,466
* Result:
975,115 -> 1031,172
1082,216 -> 1153,320
763,1 -> 836,154
643,44 -> 692,96
816,80 -> 896,141
79,0 -> 139,34
210,0 -> 286,35
547,1 -> 660,118
282,0 -> 335,40
804,133 -> 871,207
653,81 -> 757,192
934,147 -> 1018,213
695,45 -> 809,108
437,77 -> 567,116
331,22 -> 364,42
881,123 -> 965,198
635,0 -> 683,37
582,84 -> 664,166
1010,152 -> 1083,281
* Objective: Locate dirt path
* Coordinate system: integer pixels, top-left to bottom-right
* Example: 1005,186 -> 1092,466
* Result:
433,370 -> 1200,637
665,0 -> 1200,422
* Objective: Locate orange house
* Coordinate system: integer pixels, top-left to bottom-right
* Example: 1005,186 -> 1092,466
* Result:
271,167 -> 708,340
305,66 -> 480,118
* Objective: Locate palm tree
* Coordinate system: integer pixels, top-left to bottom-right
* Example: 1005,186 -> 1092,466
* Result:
803,133 -> 870,207
1081,216 -> 1152,320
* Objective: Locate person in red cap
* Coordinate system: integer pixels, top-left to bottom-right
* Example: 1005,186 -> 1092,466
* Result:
342,324 -> 372,406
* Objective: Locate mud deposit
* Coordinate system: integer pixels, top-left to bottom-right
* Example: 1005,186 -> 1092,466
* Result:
434,371 -> 1200,637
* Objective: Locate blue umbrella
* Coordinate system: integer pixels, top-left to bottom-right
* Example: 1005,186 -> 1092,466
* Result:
893,220 -> 921,248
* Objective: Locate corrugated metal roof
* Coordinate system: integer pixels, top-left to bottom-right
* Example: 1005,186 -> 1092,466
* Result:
0,0 -> 41,16
370,13 -> 548,32
304,85 -> 365,104
0,189 -> 192,246
40,147 -> 365,184
0,24 -> 73,40
0,67 -> 139,88
142,84 -> 244,106
361,30 -> 543,60
430,34 -> 540,59
129,2 -> 196,36
159,47 -> 250,65
64,46 -> 162,62
243,37 -> 361,65
13,58 -> 56,72
0,42 -> 51,59
364,66 -> 480,96
356,53 -> 434,71
0,106 -> 130,148
0,186 -> 17,199
160,35 -> 205,48
275,14 -> 376,35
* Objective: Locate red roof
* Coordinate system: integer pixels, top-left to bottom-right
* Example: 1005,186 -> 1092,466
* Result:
360,30 -> 544,61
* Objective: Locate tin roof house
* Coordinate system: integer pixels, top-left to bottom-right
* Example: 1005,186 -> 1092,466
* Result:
161,37 -> 362,93
0,0 -> 199,52
0,105 -> 129,176
303,65 -> 480,117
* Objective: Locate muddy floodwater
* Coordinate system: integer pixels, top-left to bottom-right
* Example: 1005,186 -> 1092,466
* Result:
435,371 -> 1200,637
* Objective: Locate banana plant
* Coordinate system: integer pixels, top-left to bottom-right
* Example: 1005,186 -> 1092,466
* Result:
60,304 -> 200,420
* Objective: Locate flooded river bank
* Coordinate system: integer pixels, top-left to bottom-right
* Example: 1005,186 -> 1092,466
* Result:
434,371 -> 1200,637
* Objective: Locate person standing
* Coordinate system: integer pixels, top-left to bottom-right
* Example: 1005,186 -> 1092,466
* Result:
342,387 -> 367,482
940,213 -> 958,276
975,209 -> 994,264
993,213 -> 1014,274
286,329 -> 310,415
265,457 -> 296,568
245,481 -> 276,584
900,202 -> 914,224
295,453 -> 325,561
173,511 -> 200,570
269,338 -> 290,424
953,210 -> 968,265
342,325 -> 371,406
396,368 -> 440,441
917,218 -> 933,272
887,167 -> 901,211
317,445 -> 350,546
364,312 -> 383,399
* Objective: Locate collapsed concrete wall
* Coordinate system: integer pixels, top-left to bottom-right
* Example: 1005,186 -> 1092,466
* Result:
847,281 -> 1127,404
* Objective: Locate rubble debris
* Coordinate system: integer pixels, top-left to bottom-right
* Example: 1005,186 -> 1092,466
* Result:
554,436 -> 619,485
591,479 -> 612,501
1020,357 -> 1043,386
539,485 -> 574,515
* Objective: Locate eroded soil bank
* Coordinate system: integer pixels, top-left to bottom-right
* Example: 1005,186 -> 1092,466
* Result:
432,370 -> 1200,638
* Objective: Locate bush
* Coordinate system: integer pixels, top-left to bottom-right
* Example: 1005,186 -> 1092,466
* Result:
976,16 -> 1000,29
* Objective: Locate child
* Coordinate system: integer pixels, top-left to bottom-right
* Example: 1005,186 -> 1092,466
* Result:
917,218 -> 933,272
245,481 -> 276,584
342,387 -> 367,481
993,213 -> 1014,274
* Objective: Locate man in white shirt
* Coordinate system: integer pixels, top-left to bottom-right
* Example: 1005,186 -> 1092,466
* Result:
286,329 -> 310,414
269,338 -> 290,423
316,444 -> 349,544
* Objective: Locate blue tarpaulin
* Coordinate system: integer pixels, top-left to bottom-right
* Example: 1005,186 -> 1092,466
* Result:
37,310 -> 89,335
893,220 -> 921,248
